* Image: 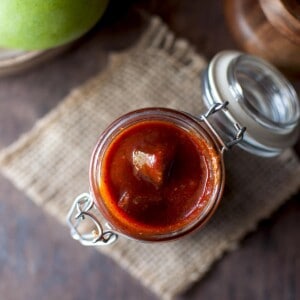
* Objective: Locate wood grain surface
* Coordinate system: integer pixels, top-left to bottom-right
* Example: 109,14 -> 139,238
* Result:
0,1 -> 299,300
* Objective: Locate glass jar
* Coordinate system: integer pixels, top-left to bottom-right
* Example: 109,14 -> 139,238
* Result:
67,51 -> 299,246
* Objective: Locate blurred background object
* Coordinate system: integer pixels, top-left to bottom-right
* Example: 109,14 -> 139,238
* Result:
0,0 -> 109,50
224,0 -> 300,73
0,0 -> 110,76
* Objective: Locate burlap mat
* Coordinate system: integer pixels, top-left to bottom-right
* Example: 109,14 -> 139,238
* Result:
0,17 -> 299,300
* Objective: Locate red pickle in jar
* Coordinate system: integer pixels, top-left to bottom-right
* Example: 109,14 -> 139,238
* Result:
90,112 -> 223,241
67,51 -> 300,246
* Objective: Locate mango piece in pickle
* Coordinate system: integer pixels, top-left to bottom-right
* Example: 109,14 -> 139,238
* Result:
132,143 -> 176,188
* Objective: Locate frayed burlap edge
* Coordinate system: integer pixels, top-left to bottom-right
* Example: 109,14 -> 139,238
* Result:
0,17 -> 205,164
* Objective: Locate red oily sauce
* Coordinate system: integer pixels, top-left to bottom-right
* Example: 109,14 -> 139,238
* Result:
93,115 -> 222,241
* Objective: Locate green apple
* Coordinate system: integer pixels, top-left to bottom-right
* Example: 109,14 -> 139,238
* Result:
0,0 -> 109,50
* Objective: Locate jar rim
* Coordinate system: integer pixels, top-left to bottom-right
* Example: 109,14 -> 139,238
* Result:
89,108 -> 225,242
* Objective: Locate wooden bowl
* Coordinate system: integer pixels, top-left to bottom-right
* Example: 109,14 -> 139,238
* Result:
224,0 -> 300,73
0,44 -> 70,77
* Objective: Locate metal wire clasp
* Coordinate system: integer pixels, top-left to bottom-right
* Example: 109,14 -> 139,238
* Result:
200,101 -> 246,153
66,193 -> 118,246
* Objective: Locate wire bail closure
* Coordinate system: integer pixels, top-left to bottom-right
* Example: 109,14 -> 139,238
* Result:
66,193 -> 118,246
66,102 -> 246,247
200,101 -> 246,153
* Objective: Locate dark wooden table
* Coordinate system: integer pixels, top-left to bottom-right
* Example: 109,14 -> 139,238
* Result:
0,1 -> 299,299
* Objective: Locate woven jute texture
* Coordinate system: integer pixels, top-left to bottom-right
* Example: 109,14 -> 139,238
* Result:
0,17 -> 300,300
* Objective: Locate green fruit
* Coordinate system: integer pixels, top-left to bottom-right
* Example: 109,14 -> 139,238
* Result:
0,0 -> 109,50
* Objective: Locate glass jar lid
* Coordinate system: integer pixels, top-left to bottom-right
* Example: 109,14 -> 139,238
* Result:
202,51 -> 300,156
